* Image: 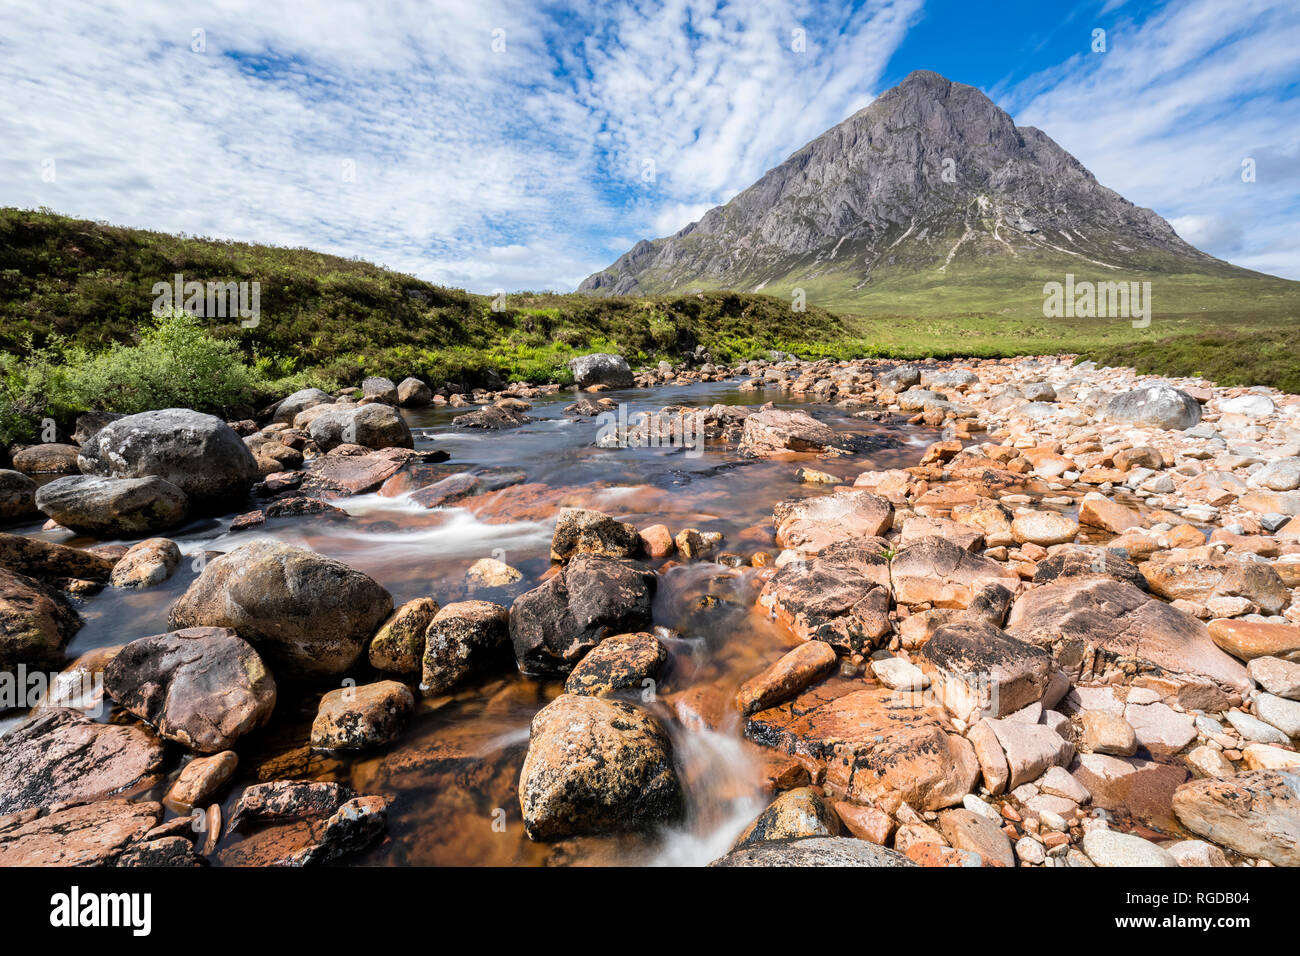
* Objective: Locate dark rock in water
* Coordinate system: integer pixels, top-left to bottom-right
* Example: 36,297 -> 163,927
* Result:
563,632 -> 666,697
116,834 -> 206,867
452,403 -> 532,429
518,694 -> 682,840
421,600 -> 511,694
0,470 -> 37,519
104,626 -> 277,753
11,443 -> 80,475
72,410 -> 126,445
567,353 -> 633,389
397,377 -> 432,407
311,679 -> 414,750
0,799 -> 164,866
109,537 -> 182,589
709,836 -> 916,867
299,447 -> 418,498
0,567 -> 82,669
370,596 -> 440,673
1103,385 -> 1201,431
0,709 -> 167,814
550,507 -> 642,561
229,781 -> 351,830
0,532 -> 115,581
509,554 -> 656,677
1032,545 -> 1147,589
409,472 -> 481,508
223,781 -> 388,865
167,539 -> 392,679
739,408 -> 847,457
35,474 -> 188,536
733,787 -> 840,848
563,398 -> 612,417
77,408 -> 259,503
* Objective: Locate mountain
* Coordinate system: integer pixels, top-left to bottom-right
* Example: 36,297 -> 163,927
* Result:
579,70 -> 1256,309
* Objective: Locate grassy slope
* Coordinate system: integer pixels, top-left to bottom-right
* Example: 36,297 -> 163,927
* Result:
5,206 -> 1300,392
0,208 -> 848,387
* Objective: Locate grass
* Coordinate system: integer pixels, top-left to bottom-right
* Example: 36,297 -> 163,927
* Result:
3,204 -> 1300,448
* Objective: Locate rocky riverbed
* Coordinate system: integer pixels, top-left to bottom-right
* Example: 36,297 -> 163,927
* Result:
2,352 -> 1300,867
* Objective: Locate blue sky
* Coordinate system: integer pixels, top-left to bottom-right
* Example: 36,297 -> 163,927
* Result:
1,0 -> 1297,291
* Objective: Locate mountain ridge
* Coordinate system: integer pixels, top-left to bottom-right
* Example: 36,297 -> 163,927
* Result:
579,70 -> 1254,303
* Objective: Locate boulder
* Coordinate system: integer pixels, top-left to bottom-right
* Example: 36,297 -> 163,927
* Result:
982,717 -> 1074,788
736,641 -> 838,715
452,403 -> 532,429
396,377 -> 433,407
1103,386 -> 1201,430
1172,770 -> 1300,866
1082,828 -> 1177,867
1248,656 -> 1300,699
936,807 -> 1015,867
421,600 -> 511,693
1080,710 -> 1138,756
0,799 -> 163,866
550,507 -> 641,561
568,352 -> 633,389
35,475 -> 188,537
104,627 -> 277,752
0,708 -> 166,814
0,568 -> 81,669
309,403 -> 414,452
166,751 -> 239,808
1207,619 -> 1300,662
368,597 -> 440,674
563,632 -> 667,697
1142,551 -> 1288,615
1078,493 -> 1143,533
747,685 -> 979,811
1031,545 -> 1147,590
0,470 -> 37,519
1006,577 -> 1250,697
311,679 -> 414,750
0,532 -> 114,582
518,694 -> 683,840
891,535 -> 1019,608
361,376 -> 398,404
877,365 -> 920,390
273,387 -> 332,424
740,408 -> 847,457
709,836 -> 916,867
11,443 -> 80,474
1011,511 -> 1079,546
917,620 -> 1054,723
109,537 -> 182,588
733,788 -> 840,847
757,541 -> 892,651
167,540 -> 393,678
77,408 -> 258,502
509,555 -> 655,676
772,490 -> 893,553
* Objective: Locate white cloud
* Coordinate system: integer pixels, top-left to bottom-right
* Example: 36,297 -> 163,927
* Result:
0,0 -> 921,292
1006,0 -> 1300,278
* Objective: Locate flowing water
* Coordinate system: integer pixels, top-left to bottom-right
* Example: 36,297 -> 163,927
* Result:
17,378 -> 939,865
